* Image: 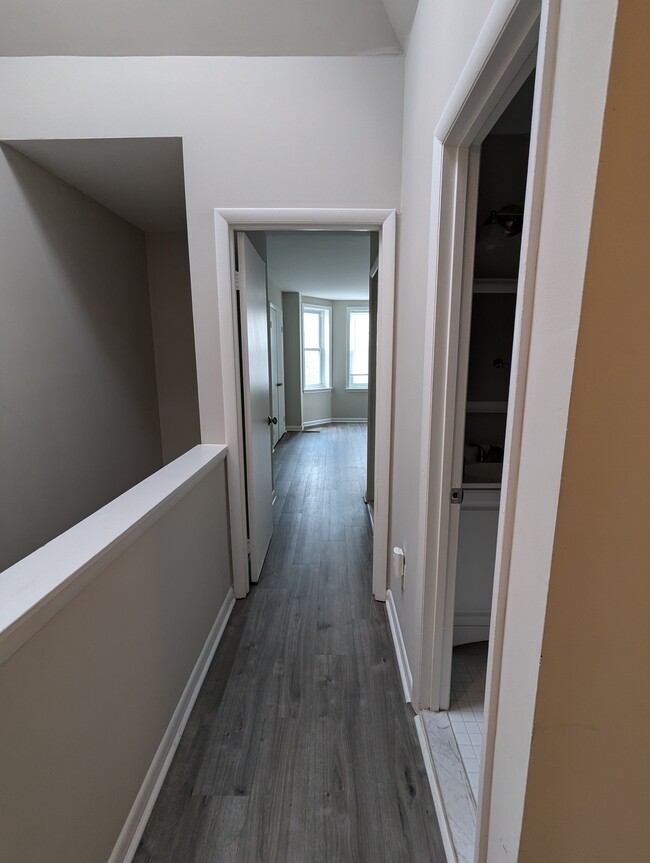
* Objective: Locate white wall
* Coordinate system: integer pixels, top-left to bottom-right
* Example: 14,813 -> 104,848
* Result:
0,55 -> 403,449
0,144 -> 163,572
146,231 -> 201,464
388,0 -> 494,700
0,460 -> 232,862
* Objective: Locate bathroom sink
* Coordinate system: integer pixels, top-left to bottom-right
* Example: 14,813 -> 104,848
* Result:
464,462 -> 502,483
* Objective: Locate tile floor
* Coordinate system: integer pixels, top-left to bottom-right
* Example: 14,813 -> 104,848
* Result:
447,641 -> 489,800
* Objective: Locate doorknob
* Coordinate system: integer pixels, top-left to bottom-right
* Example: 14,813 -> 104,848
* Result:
267,416 -> 278,425
276,382 -> 283,387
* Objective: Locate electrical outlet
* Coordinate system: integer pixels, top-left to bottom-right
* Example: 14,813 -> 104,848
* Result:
392,546 -> 405,588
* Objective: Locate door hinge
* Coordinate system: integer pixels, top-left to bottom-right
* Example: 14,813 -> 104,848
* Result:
246,538 -> 253,553
450,488 -> 464,505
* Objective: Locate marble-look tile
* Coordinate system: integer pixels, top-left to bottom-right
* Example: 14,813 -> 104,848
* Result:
420,710 -> 477,863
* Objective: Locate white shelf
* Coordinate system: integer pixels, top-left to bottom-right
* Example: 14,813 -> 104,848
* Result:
473,278 -> 517,294
466,401 -> 508,413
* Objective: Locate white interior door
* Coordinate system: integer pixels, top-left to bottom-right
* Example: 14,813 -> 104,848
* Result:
269,303 -> 285,446
237,233 -> 274,582
439,147 -> 482,708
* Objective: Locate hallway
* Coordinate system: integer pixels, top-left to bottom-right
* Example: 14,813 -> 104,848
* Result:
135,424 -> 443,862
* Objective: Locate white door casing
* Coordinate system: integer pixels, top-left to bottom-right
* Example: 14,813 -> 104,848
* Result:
215,208 -> 396,604
269,302 -> 285,447
237,233 -> 274,583
415,1 -> 571,860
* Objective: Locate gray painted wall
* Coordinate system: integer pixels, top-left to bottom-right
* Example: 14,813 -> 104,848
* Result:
0,145 -> 163,571
0,464 -> 231,862
145,232 -> 201,464
281,292 -> 302,428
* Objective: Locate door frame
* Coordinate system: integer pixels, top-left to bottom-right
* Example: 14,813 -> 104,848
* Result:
268,300 -> 286,447
214,208 -> 396,602
415,0 -> 559,853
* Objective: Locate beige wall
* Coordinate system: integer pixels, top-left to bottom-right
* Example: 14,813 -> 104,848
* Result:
0,462 -> 232,863
518,2 -> 650,859
0,144 -> 162,572
146,231 -> 201,464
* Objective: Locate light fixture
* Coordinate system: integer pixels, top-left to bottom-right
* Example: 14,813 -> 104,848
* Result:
474,204 -> 524,277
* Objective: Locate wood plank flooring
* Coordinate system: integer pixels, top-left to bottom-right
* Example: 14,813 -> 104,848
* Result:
135,424 -> 444,862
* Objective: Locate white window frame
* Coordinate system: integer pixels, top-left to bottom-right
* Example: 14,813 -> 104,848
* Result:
302,304 -> 332,391
346,305 -> 370,391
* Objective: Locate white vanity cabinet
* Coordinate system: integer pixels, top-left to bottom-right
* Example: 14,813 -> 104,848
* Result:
453,486 -> 500,646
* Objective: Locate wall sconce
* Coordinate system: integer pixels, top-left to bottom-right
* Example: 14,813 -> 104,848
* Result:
474,204 -> 524,277
478,205 -> 523,248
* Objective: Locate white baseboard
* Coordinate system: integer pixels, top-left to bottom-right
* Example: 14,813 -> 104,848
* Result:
285,425 -> 302,432
302,417 -> 368,428
415,715 -> 457,863
109,588 -> 236,863
385,589 -> 413,703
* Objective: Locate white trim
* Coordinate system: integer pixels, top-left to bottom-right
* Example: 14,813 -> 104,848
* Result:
414,0 -> 564,860
109,588 -> 236,863
418,0 -> 544,712
302,302 -> 332,390
302,417 -> 368,428
285,425 -> 303,432
414,715 -> 456,863
346,304 -> 371,390
0,444 -> 227,668
215,208 -> 395,604
215,212 -> 249,600
385,589 -> 413,703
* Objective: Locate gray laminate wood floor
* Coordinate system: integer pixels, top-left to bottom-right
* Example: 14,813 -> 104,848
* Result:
135,424 -> 444,862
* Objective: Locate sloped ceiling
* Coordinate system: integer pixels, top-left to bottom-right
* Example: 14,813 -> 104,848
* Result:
5,138 -> 187,232
0,0 -> 418,57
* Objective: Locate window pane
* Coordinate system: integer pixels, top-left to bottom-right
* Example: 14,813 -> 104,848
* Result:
304,349 -> 322,387
349,310 -> 369,385
322,310 -> 331,387
303,311 -> 321,349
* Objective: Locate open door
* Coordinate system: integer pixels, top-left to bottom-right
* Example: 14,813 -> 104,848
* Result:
236,233 -> 274,582
269,302 -> 285,448
438,147 -> 483,708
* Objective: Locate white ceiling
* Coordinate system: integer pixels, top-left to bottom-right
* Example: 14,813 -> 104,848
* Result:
266,232 -> 372,300
5,138 -> 187,232
0,0 -> 418,57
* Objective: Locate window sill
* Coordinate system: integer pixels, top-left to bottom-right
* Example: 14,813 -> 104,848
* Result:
346,387 -> 369,392
303,387 -> 333,393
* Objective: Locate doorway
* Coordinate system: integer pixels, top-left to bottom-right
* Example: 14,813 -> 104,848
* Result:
413,0 -> 557,858
234,228 -> 376,583
214,208 -> 396,604
446,73 -> 535,799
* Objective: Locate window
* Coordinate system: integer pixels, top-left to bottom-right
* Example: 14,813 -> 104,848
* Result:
302,305 -> 331,389
347,307 -> 370,389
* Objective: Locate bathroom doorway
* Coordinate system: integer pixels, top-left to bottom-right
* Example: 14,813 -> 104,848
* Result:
442,71 -> 535,800
446,72 -> 535,797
